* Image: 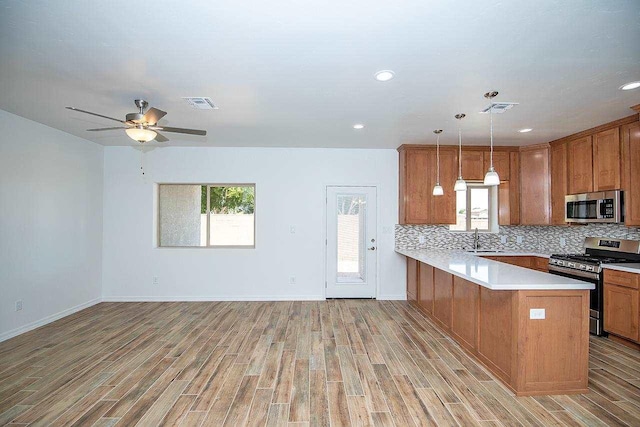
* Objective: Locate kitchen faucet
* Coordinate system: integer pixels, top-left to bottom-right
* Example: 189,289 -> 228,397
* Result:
473,227 -> 480,250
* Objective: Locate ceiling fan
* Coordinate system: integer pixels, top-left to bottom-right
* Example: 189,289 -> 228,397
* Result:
66,99 -> 207,143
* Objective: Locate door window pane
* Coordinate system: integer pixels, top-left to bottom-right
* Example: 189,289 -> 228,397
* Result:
336,194 -> 366,283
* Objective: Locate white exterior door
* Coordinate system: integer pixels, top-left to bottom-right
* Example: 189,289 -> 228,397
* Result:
325,186 -> 377,298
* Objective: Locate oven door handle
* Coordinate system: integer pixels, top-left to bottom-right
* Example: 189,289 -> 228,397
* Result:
548,264 -> 600,281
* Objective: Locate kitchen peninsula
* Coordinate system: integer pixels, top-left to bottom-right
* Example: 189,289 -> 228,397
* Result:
397,248 -> 595,396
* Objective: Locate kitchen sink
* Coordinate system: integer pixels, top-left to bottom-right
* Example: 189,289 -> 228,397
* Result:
465,249 -> 504,253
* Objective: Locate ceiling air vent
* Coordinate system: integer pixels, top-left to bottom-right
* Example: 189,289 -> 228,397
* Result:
480,102 -> 518,114
182,97 -> 218,110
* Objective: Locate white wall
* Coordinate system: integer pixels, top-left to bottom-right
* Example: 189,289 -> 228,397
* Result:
102,146 -> 404,300
0,110 -> 104,340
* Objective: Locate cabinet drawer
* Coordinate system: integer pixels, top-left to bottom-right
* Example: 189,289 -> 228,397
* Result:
604,269 -> 639,290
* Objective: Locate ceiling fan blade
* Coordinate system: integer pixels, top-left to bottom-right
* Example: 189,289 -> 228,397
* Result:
66,106 -> 125,123
86,126 -> 128,131
154,132 -> 169,143
142,107 -> 167,125
155,126 -> 207,136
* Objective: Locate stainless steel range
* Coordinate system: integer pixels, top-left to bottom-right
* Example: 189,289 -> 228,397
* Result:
549,237 -> 640,336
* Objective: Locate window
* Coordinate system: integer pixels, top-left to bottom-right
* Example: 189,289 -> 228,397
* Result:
158,184 -> 255,247
449,184 -> 497,232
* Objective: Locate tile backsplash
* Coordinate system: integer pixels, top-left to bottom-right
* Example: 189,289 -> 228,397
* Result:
395,224 -> 640,254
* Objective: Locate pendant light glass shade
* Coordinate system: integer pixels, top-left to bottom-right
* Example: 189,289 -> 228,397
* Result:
432,129 -> 444,196
483,91 -> 500,186
454,178 -> 467,192
454,113 -> 467,192
483,167 -> 500,185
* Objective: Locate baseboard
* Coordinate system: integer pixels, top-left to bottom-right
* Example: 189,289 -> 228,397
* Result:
101,295 -> 326,302
377,294 -> 407,300
0,297 -> 102,343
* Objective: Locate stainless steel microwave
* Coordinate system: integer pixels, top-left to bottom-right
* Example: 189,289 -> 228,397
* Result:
565,191 -> 624,223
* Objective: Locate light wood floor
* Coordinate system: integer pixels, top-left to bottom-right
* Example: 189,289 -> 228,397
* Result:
1,301 -> 640,426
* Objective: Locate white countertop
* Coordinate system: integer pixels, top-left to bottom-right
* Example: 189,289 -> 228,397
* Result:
603,263 -> 640,274
396,248 -> 595,291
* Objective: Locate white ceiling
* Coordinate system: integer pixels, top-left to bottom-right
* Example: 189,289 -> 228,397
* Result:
1,0 -> 639,148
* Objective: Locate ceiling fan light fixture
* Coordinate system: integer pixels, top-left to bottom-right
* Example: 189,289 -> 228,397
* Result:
126,127 -> 157,143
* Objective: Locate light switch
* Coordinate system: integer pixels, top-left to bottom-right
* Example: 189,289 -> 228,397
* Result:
500,236 -> 507,244
418,235 -> 426,244
530,308 -> 545,320
290,225 -> 296,234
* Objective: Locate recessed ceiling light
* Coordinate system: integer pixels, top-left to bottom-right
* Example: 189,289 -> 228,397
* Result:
374,70 -> 395,82
518,128 -> 533,133
353,124 -> 365,130
620,81 -> 640,91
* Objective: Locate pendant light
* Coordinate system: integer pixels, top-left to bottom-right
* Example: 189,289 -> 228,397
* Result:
432,129 -> 444,196
483,91 -> 500,186
454,113 -> 467,192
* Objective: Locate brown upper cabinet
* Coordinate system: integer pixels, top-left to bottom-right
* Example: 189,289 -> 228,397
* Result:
399,145 -> 519,225
399,107 -> 639,228
484,151 -> 510,181
593,128 -> 621,191
519,144 -> 551,225
567,136 -> 594,194
550,142 -> 568,225
461,151 -> 485,180
566,129 -> 622,195
622,119 -> 640,226
399,146 -> 457,224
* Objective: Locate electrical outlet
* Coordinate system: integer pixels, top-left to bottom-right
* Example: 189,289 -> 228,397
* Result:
289,276 -> 296,285
152,276 -> 159,285
516,236 -> 524,244
500,236 -> 507,244
529,308 -> 545,320
560,237 -> 566,247
418,235 -> 426,244
15,300 -> 23,311
290,225 -> 296,234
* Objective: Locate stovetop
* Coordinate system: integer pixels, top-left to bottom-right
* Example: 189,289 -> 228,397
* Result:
549,254 -> 635,265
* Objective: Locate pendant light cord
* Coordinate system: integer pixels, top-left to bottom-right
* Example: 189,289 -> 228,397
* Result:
458,124 -> 462,177
436,132 -> 441,183
490,100 -> 494,168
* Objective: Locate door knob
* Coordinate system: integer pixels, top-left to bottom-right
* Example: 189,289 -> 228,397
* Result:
368,246 -> 376,251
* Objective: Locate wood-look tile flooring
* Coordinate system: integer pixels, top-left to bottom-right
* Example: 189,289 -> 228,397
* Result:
1,301 -> 640,426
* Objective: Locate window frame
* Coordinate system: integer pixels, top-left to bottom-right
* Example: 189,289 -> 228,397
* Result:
449,183 -> 499,233
157,183 -> 256,249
